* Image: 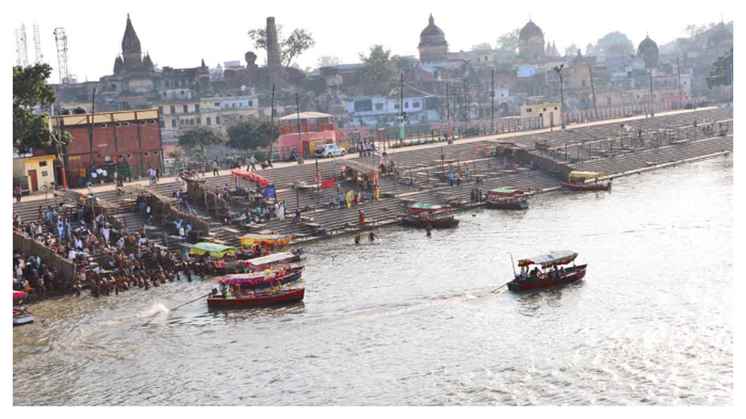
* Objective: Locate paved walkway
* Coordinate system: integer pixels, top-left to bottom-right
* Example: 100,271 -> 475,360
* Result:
17,107 -> 719,204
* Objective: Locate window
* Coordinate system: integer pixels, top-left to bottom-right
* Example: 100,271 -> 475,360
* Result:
159,106 -> 164,114
171,119 -> 176,128
41,171 -> 48,177
216,116 -> 221,125
214,102 -> 220,107
413,102 -> 421,109
248,100 -> 253,107
554,107 -> 558,110
206,117 -> 211,126
375,103 -> 384,111
39,161 -> 48,167
195,104 -> 200,113
170,105 -> 176,114
197,117 -> 201,125
526,108 -> 532,113
183,105 -> 188,113
405,101 -> 409,109
394,104 -> 400,110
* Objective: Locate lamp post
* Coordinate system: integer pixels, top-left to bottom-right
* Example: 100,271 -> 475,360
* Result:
553,64 -> 566,129
490,68 -> 495,134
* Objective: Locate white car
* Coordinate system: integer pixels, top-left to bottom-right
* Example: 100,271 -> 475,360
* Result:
315,144 -> 346,158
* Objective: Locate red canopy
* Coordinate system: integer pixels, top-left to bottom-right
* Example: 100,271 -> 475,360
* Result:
13,290 -> 27,301
231,169 -> 271,188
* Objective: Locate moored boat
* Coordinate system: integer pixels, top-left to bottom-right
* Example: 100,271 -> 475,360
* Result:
507,250 -> 587,292
485,187 -> 529,210
401,203 -> 460,229
561,171 -> 611,191
13,290 -> 34,327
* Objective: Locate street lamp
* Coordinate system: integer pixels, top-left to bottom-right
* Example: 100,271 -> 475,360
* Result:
553,64 -> 566,129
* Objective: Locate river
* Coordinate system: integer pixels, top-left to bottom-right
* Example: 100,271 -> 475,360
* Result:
13,156 -> 733,405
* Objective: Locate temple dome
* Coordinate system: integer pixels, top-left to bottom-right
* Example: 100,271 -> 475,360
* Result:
418,14 -> 447,48
637,35 -> 659,69
520,20 -> 543,41
121,14 -> 141,55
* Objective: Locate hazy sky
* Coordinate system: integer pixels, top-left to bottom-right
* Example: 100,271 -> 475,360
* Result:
11,0 -> 734,83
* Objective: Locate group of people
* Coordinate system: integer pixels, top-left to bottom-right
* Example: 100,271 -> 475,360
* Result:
13,251 -> 70,301
358,140 -> 378,157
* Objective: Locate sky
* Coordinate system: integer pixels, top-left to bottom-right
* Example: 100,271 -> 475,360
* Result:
9,0 -> 735,84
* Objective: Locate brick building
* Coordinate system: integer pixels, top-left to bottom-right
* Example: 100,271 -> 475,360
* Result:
54,109 -> 163,188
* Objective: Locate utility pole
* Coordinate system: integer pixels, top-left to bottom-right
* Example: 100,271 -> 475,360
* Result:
295,92 -> 303,164
445,82 -> 450,139
649,68 -> 655,117
269,84 -> 275,162
399,72 -> 405,143
553,64 -> 565,129
490,68 -> 495,134
49,105 -> 68,189
676,56 -> 683,105
588,62 -> 598,120
88,88 -> 96,176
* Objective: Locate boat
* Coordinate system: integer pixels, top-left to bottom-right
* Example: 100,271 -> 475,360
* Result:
507,250 -> 587,292
218,251 -> 304,274
401,203 -> 460,229
13,290 -> 34,327
561,171 -> 611,191
485,187 -> 529,210
207,288 -> 305,309
189,242 -> 238,258
217,266 -> 304,290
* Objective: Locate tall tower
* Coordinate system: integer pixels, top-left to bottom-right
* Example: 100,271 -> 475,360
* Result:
266,17 -> 282,68
54,27 -> 71,84
121,14 -> 143,67
33,23 -> 43,64
15,24 -> 29,67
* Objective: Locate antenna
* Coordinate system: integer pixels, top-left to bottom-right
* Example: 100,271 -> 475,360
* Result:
53,27 -> 72,84
33,23 -> 43,64
15,24 -> 29,66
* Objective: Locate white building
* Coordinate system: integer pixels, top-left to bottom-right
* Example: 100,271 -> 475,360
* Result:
344,95 -> 441,127
159,94 -> 259,143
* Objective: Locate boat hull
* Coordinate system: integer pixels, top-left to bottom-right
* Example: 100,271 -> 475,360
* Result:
486,199 -> 529,210
401,215 -> 460,229
13,313 -> 34,326
561,181 -> 611,191
507,265 -> 587,292
207,288 -> 305,309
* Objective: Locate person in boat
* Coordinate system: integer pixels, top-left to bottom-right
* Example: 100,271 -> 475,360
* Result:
368,231 -> 376,242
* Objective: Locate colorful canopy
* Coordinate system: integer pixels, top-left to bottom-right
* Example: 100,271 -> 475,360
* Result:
231,169 -> 271,188
189,242 -> 237,258
518,251 -> 578,268
488,187 -> 524,196
239,234 -> 292,249
247,252 -> 298,268
13,290 -> 27,301
568,171 -> 605,181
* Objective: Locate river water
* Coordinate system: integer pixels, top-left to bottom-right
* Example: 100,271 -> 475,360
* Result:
13,156 -> 733,405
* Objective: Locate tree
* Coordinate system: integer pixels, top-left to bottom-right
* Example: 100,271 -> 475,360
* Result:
472,42 -> 492,51
226,119 -> 279,151
248,25 -> 315,68
358,45 -> 398,95
564,43 -> 579,57
707,48 -> 733,88
13,64 -> 58,152
594,32 -> 634,57
177,127 -> 223,157
495,29 -> 520,54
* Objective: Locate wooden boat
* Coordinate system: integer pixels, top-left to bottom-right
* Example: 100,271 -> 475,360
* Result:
401,203 -> 460,229
561,171 -> 611,191
507,250 -> 587,292
13,291 -> 33,326
207,288 -> 305,309
485,187 -> 529,210
217,266 -> 303,290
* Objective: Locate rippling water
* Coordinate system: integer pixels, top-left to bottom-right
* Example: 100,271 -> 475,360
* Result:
13,157 -> 733,405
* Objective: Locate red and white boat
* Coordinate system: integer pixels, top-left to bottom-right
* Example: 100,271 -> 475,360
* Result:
13,290 -> 34,326
207,288 -> 305,309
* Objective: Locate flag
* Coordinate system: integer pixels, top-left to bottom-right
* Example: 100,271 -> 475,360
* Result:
320,177 -> 336,189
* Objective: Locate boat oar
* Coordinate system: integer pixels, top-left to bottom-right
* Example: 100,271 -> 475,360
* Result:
491,281 -> 511,294
170,292 -> 211,311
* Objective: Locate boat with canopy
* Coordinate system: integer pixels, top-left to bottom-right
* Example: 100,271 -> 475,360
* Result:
561,171 -> 611,191
401,203 -> 460,229
507,250 -> 587,291
485,187 -> 529,210
188,242 -> 238,258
